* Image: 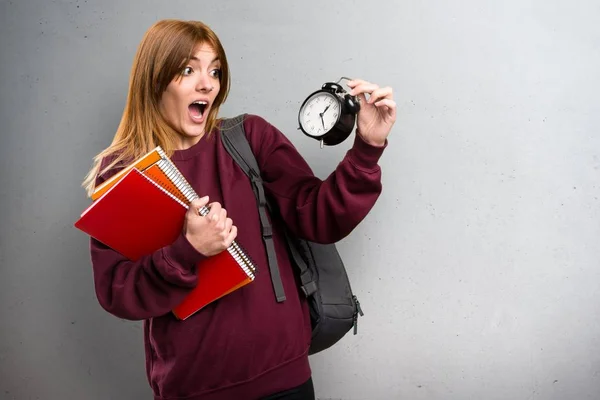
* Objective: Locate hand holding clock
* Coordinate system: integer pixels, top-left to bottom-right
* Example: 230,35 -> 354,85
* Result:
297,78 -> 396,147
346,79 -> 396,147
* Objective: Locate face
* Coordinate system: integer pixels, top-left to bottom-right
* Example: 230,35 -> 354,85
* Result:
159,43 -> 221,149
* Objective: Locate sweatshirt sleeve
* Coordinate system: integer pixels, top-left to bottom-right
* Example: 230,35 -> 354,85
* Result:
244,114 -> 386,244
87,163 -> 206,321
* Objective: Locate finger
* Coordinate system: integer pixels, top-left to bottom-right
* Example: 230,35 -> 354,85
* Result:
346,79 -> 369,88
207,202 -> 222,221
349,83 -> 379,97
190,196 -> 209,210
374,98 -> 396,108
215,208 -> 227,230
374,99 -> 397,119
355,92 -> 368,107
368,87 -> 393,104
224,225 -> 238,247
224,217 -> 233,233
189,196 -> 209,216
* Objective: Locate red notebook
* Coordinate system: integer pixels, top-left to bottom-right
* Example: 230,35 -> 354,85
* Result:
75,168 -> 256,319
75,168 -> 187,260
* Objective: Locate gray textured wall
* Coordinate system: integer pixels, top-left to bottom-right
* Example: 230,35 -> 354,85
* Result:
1,1 -> 600,399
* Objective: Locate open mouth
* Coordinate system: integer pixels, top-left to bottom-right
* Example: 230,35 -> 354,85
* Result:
189,101 -> 208,121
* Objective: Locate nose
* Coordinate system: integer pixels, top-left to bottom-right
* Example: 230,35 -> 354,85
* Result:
195,72 -> 214,93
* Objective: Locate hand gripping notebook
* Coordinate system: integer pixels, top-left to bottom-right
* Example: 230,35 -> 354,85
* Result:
75,149 -> 256,320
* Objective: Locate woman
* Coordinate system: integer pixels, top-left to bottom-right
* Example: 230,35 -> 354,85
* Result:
82,19 -> 396,400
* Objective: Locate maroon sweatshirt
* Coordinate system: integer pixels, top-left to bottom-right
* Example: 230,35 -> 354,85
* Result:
89,114 -> 386,399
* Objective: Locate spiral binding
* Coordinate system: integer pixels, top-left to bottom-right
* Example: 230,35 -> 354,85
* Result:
155,147 -> 257,278
136,170 -> 188,209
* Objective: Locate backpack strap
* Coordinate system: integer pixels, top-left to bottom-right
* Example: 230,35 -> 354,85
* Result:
219,114 -> 286,302
219,114 -> 317,300
283,233 -> 318,297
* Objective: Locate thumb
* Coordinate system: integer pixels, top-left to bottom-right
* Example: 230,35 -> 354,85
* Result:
189,196 -> 209,215
355,93 -> 368,112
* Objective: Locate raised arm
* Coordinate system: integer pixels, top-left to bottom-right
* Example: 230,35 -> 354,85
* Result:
245,79 -> 396,243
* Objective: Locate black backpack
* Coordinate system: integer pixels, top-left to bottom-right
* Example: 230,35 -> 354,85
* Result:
219,114 -> 364,355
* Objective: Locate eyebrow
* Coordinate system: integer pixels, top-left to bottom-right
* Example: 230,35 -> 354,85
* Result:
189,56 -> 220,64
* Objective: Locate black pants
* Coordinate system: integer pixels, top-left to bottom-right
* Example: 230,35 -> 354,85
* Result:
260,378 -> 315,400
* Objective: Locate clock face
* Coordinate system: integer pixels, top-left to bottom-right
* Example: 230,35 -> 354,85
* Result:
298,91 -> 341,137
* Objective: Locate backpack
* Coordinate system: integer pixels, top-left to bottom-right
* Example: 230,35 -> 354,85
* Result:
219,114 -> 364,355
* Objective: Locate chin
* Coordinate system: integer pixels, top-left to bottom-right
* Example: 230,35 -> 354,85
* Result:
184,130 -> 205,137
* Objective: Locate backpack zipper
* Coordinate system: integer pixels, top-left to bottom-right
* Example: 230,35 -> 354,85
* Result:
352,295 -> 364,335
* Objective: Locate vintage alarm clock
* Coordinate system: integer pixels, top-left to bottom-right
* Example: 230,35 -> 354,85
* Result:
298,77 -> 360,147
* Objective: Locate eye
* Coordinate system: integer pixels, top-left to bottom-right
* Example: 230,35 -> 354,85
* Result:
182,66 -> 193,76
210,68 -> 221,78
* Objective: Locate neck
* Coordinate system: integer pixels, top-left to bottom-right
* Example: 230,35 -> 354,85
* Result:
175,133 -> 205,150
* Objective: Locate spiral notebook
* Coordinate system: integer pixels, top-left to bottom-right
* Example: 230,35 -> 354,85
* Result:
75,147 -> 257,320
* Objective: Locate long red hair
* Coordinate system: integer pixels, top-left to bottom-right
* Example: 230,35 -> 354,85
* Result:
82,19 -> 231,196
